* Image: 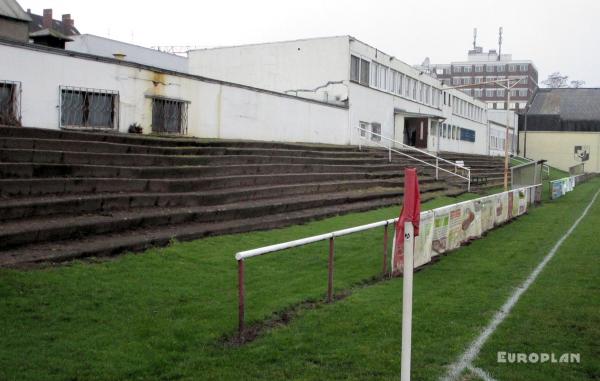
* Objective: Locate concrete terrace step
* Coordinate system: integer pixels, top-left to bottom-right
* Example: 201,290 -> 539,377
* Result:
0,162 -> 421,179
0,171 -> 415,198
0,148 -> 395,167
0,177 -> 442,221
0,187 -> 463,267
0,137 -> 386,158
0,126 -> 358,151
0,183 -> 449,251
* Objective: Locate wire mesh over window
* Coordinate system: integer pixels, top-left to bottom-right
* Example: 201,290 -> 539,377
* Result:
0,80 -> 21,126
151,97 -> 188,135
60,87 -> 118,129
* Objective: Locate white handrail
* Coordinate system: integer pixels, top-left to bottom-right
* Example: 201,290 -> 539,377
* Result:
355,126 -> 471,191
235,183 -> 543,261
356,126 -> 469,171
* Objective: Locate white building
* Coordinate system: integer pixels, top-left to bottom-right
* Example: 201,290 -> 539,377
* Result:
189,36 -> 513,155
0,39 -> 347,144
1,35 -> 516,156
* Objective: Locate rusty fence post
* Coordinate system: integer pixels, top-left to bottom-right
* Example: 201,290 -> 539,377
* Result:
238,259 -> 245,341
327,236 -> 335,303
382,222 -> 389,276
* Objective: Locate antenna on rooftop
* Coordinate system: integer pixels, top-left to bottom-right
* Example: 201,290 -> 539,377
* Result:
498,26 -> 503,61
473,28 -> 477,50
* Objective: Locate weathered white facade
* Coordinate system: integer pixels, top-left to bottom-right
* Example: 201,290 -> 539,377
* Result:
487,109 -> 518,156
2,35 -> 516,156
189,36 -> 507,156
0,40 -> 348,144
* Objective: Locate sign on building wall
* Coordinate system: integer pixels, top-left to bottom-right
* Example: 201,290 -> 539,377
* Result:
574,145 -> 590,162
460,128 -> 476,142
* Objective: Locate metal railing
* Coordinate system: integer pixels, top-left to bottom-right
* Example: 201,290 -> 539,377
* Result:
234,183 -> 543,341
511,154 -> 550,178
355,126 -> 471,191
568,163 -> 585,176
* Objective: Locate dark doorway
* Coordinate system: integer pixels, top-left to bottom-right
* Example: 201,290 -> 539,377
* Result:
404,118 -> 428,148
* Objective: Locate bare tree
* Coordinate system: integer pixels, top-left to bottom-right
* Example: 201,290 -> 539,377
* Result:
570,80 -> 586,88
542,72 -> 586,88
542,72 -> 569,88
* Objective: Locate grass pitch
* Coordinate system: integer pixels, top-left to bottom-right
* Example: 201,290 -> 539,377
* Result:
1,170 -> 598,381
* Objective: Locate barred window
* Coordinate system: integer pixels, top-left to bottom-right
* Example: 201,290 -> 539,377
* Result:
370,122 -> 381,142
151,97 -> 189,134
60,87 -> 118,129
359,121 -> 369,137
0,80 -> 20,126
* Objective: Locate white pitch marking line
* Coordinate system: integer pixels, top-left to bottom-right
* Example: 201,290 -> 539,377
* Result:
468,365 -> 499,381
441,188 -> 600,381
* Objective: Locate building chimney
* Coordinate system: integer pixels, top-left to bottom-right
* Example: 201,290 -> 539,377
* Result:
42,9 -> 53,29
62,14 -> 74,31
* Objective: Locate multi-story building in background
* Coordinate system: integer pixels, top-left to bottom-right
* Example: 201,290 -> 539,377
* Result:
416,46 -> 538,111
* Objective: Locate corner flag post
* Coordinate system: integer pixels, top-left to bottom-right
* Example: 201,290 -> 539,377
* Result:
393,167 -> 420,381
401,221 -> 414,381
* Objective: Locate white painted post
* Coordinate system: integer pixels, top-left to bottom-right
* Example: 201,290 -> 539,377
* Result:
435,157 -> 439,180
401,221 -> 414,381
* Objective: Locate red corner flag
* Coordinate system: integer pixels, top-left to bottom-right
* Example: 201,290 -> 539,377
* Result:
393,168 -> 421,274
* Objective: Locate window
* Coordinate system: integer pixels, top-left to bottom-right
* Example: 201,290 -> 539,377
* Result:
442,123 -> 447,138
0,80 -> 20,126
452,78 -> 460,85
404,76 -> 410,97
360,59 -> 370,85
486,65 -> 494,73
371,122 -> 381,141
60,86 -> 118,129
519,64 -> 528,72
497,64 -> 505,72
370,62 -> 378,87
151,97 -> 189,134
412,80 -> 418,100
377,64 -> 387,89
475,65 -> 483,72
519,89 -> 528,97
486,89 -> 494,97
462,89 -> 472,96
497,89 -> 505,97
359,121 -> 369,137
508,64 -> 517,72
521,77 -> 528,84
474,89 -> 483,98
350,55 -> 360,82
453,66 -> 462,73
474,77 -> 483,84
463,66 -> 472,73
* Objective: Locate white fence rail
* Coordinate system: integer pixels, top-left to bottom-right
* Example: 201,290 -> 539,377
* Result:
234,183 -> 543,340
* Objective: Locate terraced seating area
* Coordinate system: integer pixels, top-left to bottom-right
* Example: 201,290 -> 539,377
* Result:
401,149 -> 509,191
0,127 -> 507,266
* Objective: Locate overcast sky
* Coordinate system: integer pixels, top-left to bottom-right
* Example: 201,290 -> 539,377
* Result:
21,0 -> 600,87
